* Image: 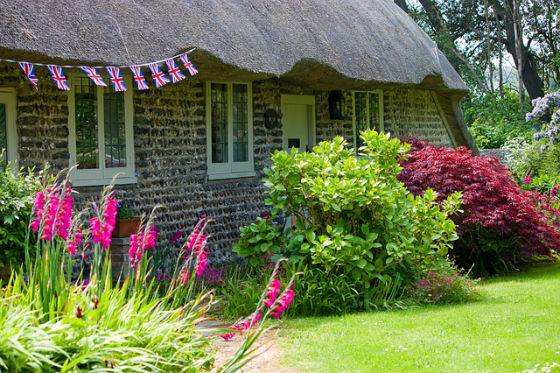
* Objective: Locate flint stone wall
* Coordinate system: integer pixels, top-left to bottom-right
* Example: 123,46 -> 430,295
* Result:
0,62 -> 454,262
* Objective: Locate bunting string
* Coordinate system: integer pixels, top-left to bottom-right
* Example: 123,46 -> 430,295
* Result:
0,48 -> 197,92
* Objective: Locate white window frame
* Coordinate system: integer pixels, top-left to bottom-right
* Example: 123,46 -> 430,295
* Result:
0,88 -> 17,164
68,74 -> 136,187
205,81 -> 254,180
352,89 -> 384,149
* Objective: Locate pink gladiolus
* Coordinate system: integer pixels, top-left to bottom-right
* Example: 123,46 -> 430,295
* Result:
142,226 -> 158,250
220,332 -> 235,341
90,194 -> 118,250
41,193 -> 59,241
128,233 -> 142,270
31,191 -> 46,232
221,310 -> 263,341
195,249 -> 208,278
66,229 -> 83,256
270,286 -> 295,319
264,278 -> 281,308
187,217 -> 207,252
56,192 -> 73,240
523,175 -> 533,185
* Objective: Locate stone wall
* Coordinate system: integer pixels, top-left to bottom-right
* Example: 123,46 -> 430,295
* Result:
0,63 -> 455,262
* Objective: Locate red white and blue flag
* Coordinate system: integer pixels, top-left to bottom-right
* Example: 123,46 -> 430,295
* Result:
106,67 -> 126,92
149,63 -> 169,88
80,66 -> 107,87
47,65 -> 69,91
165,58 -> 185,83
18,62 -> 38,90
179,53 -> 198,76
130,66 -> 149,90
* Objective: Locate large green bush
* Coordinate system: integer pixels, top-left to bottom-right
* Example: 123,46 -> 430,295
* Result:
234,131 -> 465,313
463,89 -> 534,149
0,160 -> 44,276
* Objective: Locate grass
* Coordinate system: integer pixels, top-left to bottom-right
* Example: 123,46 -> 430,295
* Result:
280,264 -> 560,372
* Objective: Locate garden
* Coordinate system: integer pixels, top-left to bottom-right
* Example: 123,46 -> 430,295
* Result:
2,88 -> 560,370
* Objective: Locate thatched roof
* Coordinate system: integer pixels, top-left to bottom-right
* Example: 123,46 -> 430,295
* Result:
0,0 -> 467,92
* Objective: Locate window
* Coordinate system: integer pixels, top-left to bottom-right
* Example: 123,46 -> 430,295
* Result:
68,75 -> 135,186
0,88 -> 17,164
353,90 -> 383,149
205,82 -> 254,179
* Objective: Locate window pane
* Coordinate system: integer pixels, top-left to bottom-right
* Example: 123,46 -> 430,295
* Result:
369,92 -> 381,131
233,84 -> 248,162
211,83 -> 228,164
104,90 -> 127,168
355,92 -> 368,149
0,103 -> 6,162
75,78 -> 98,169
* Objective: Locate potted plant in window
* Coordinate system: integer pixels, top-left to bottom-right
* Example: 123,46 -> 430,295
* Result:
113,204 -> 140,238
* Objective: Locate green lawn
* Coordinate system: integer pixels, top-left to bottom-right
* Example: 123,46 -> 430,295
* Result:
280,265 -> 560,372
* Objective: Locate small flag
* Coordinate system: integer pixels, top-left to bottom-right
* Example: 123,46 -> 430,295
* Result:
47,65 -> 69,91
106,67 -> 126,92
80,66 -> 107,87
165,58 -> 185,83
148,63 -> 169,88
130,66 -> 149,90
18,62 -> 38,90
179,53 -> 198,76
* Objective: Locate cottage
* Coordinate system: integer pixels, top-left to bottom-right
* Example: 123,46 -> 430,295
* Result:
0,0 -> 474,262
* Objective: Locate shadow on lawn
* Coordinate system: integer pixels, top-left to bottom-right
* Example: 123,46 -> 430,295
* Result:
282,263 -> 560,331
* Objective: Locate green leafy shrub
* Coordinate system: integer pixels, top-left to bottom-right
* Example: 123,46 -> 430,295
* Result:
234,131 -> 466,313
234,217 -> 283,266
0,161 -> 45,277
463,89 -> 533,149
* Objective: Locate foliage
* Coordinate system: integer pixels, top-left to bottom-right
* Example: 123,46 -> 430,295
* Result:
0,160 -> 45,274
399,140 -> 560,275
463,89 -> 534,149
116,203 -> 136,219
235,131 -> 467,313
0,173 -> 274,371
412,270 -> 478,305
234,217 -> 283,266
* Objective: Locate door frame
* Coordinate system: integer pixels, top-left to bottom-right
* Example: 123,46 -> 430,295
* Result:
280,94 -> 316,151
0,87 -> 17,164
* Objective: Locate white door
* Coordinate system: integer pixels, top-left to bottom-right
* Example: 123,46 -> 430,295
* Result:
281,95 -> 315,152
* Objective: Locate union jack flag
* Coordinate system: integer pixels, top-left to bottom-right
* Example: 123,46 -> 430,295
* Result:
179,53 -> 198,76
47,65 -> 69,91
165,58 -> 185,83
148,63 -> 169,88
18,62 -> 38,90
106,67 -> 126,92
130,66 -> 149,90
80,66 -> 107,87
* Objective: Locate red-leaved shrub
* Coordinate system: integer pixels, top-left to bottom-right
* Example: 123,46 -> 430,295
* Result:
398,140 -> 560,274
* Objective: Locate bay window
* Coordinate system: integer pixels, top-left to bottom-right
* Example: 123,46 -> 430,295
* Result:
206,82 -> 254,179
68,75 -> 135,186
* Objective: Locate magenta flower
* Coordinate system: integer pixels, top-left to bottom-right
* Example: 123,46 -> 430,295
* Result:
90,193 -> 118,250
31,191 -> 46,232
523,175 -> 533,185
128,233 -> 141,269
179,266 -> 191,285
270,286 -> 295,319
56,191 -> 74,240
41,192 -> 59,241
264,278 -> 281,308
221,310 -> 263,341
142,225 -> 158,250
66,228 -> 83,256
195,249 -> 208,278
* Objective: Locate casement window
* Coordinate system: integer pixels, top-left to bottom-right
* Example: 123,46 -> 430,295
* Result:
353,90 -> 384,150
205,82 -> 254,179
68,75 -> 135,186
0,88 -> 17,164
